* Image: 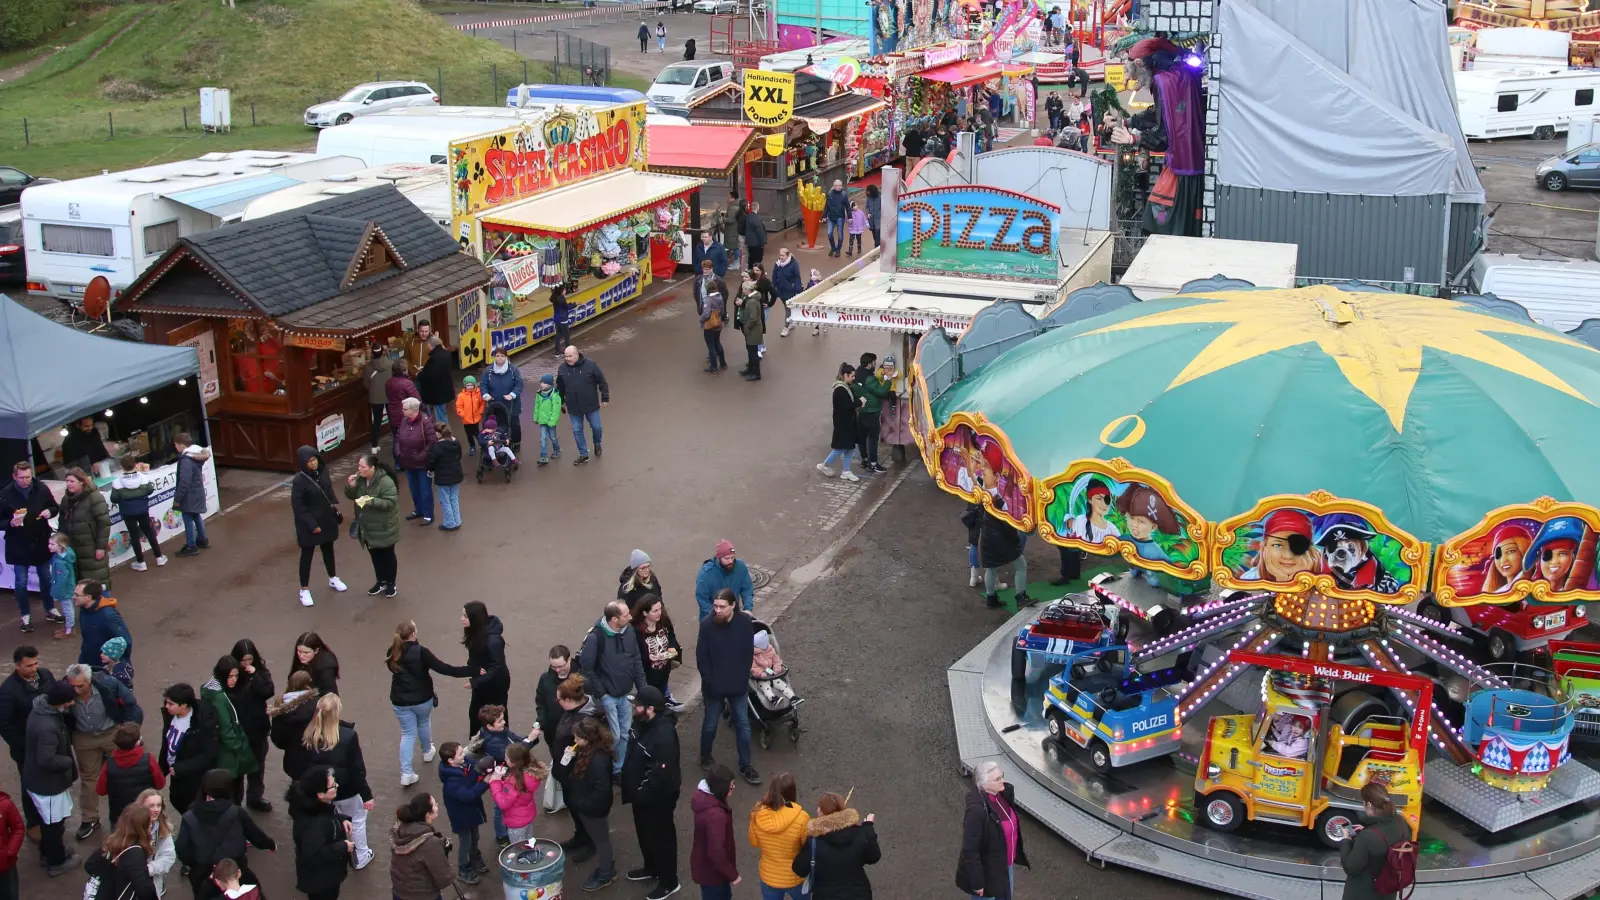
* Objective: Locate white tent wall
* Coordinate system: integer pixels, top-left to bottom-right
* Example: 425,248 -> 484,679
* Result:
1215,0 -> 1456,197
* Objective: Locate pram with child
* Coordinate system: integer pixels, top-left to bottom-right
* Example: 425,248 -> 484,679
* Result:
475,401 -> 520,483
748,620 -> 803,748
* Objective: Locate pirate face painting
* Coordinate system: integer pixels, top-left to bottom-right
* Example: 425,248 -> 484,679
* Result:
936,422 -> 1030,525
1219,506 -> 1415,598
1441,512 -> 1599,602
1042,472 -> 1199,576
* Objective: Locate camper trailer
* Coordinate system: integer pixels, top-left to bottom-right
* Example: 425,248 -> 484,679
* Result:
1470,252 -> 1600,332
240,163 -> 452,229
1455,67 -> 1600,140
21,152 -> 364,303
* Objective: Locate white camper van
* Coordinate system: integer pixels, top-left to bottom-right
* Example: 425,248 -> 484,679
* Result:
1455,67 -> 1600,140
21,152 -> 364,302
241,163 -> 452,229
1470,252 -> 1600,332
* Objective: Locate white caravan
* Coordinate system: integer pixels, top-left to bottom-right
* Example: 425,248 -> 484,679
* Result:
1470,252 -> 1600,333
1455,67 -> 1600,140
241,162 -> 452,229
314,105 -> 685,167
21,152 -> 364,302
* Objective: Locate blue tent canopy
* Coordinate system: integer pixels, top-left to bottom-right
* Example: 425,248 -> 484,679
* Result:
0,294 -> 198,440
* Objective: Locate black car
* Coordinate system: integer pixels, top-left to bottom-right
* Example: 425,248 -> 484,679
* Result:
0,167 -> 55,206
0,206 -> 22,283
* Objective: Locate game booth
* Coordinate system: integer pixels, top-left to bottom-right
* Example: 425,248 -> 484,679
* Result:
922,283 -> 1600,897
450,101 -> 704,365
0,294 -> 217,589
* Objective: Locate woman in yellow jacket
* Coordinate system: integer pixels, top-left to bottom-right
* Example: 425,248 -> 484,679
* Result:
749,772 -> 812,899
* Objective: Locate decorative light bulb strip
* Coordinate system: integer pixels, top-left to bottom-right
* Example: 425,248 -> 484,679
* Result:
1132,608 -> 1257,665
1181,594 -> 1267,621
1384,604 -> 1469,641
1175,629 -> 1284,720
1393,623 -> 1508,690
1091,584 -> 1150,621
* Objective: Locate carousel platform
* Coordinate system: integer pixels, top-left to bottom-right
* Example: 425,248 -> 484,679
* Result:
947,609 -> 1600,900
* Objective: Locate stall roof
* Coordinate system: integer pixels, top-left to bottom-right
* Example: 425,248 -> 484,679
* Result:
647,125 -> 758,176
0,293 -> 199,440
481,170 -> 705,236
916,60 -> 1007,85
121,185 -> 491,336
796,92 -> 888,128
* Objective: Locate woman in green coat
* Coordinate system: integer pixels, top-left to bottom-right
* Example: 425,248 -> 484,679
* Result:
204,655 -> 262,783
737,276 -> 766,382
344,453 -> 402,598
59,467 -> 112,589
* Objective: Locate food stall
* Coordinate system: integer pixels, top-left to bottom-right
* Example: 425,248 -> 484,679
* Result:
0,293 -> 217,588
645,124 -> 760,236
120,185 -> 491,471
685,76 -> 886,230
449,101 -> 704,363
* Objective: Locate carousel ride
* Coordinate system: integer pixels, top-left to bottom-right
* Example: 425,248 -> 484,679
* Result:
928,282 -> 1600,896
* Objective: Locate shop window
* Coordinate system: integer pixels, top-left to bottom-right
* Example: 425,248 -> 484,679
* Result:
750,159 -> 780,181
308,343 -> 367,396
1498,94 -> 1519,112
143,221 -> 180,257
1579,89 -> 1595,107
228,323 -> 287,397
41,223 -> 113,257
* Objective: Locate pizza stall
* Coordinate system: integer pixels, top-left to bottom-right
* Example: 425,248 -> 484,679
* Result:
449,101 -> 704,365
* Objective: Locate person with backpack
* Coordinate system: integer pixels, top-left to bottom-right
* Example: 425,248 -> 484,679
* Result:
1338,782 -> 1414,900
175,768 -> 276,900
95,722 -> 164,826
82,804 -> 159,900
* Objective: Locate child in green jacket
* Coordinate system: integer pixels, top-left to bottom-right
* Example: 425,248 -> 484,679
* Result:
48,532 -> 76,637
533,374 -> 563,465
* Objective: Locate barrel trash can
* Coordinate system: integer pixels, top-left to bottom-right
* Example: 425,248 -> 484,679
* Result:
500,838 -> 565,900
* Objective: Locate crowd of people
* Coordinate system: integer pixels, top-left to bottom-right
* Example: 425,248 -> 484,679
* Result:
0,528 -> 911,900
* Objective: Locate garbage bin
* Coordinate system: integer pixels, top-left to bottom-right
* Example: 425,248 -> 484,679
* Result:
500,838 -> 565,900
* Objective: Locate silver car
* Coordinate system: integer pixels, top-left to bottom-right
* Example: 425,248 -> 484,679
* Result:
304,81 -> 439,128
1536,142 -> 1600,191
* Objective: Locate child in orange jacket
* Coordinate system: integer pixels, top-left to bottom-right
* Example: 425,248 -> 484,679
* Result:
456,376 -> 486,455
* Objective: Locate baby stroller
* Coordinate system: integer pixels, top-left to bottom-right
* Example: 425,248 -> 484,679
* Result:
748,620 -> 803,748
475,401 -> 519,483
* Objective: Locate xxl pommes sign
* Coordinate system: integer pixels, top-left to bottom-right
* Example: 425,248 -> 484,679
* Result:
482,117 -> 633,206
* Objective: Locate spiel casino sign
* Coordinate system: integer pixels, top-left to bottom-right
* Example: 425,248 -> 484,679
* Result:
896,185 -> 1060,284
449,101 -> 649,222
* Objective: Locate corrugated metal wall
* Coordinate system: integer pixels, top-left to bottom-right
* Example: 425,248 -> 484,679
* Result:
1447,202 -> 1485,283
1214,186 -> 1450,287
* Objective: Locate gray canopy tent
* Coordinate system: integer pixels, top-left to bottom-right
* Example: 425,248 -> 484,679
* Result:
0,293 -> 199,441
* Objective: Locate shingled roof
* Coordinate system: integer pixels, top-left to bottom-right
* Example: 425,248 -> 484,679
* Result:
122,185 -> 488,334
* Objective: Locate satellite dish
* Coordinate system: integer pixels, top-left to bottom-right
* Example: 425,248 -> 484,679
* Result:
83,276 -> 112,320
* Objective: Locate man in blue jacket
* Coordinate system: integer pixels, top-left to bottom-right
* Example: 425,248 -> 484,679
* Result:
692,230 -> 728,279
823,179 -> 849,257
74,581 -> 132,669
693,540 -> 753,618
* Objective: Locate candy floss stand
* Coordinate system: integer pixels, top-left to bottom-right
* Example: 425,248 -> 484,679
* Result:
500,839 -> 564,900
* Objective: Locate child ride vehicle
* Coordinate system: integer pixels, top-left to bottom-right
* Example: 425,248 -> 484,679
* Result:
1041,643 -> 1187,773
1194,651 -> 1428,848
1416,594 -> 1585,662
1462,667 -> 1576,792
1011,578 -> 1132,680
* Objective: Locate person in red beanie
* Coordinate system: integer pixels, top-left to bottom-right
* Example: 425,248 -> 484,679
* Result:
694,540 -> 754,619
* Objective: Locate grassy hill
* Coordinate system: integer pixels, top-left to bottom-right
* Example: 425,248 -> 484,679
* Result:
0,0 -> 640,178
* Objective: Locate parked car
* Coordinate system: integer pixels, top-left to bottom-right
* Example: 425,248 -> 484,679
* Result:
648,61 -> 735,109
0,205 -> 22,282
1536,142 -> 1600,191
694,0 -> 738,12
305,81 -> 440,128
0,167 -> 57,206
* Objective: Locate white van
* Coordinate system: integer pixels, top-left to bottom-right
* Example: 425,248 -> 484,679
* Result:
21,152 -> 364,302
1455,67 -> 1600,140
648,61 -> 735,109
1470,252 -> 1600,332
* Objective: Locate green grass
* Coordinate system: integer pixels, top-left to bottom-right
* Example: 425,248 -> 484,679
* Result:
5,124 -> 315,180
0,8 -> 124,73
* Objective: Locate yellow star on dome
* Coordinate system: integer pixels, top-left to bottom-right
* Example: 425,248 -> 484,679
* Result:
1085,285 -> 1598,432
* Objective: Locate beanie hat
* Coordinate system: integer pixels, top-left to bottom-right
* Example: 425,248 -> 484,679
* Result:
715,539 -> 735,558
632,686 -> 667,712
462,375 -> 477,387
540,373 -> 555,386
630,549 -> 651,569
753,631 -> 770,650
47,681 -> 75,706
101,637 -> 128,661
